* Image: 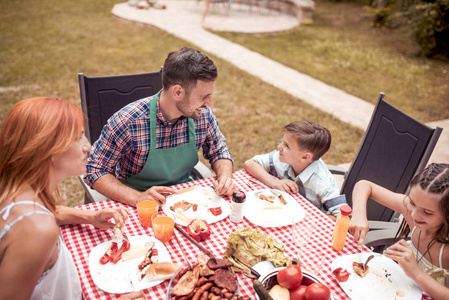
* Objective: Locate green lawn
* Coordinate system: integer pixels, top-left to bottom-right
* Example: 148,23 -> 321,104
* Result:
3,0 -> 445,207
214,0 -> 449,122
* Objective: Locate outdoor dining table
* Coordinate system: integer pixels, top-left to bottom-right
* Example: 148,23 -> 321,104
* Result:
61,169 -> 431,299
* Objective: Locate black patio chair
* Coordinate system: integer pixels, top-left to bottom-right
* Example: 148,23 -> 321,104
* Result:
78,71 -> 214,204
329,93 -> 442,250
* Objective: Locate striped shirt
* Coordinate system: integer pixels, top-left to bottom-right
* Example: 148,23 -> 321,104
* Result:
252,150 -> 346,216
84,95 -> 233,186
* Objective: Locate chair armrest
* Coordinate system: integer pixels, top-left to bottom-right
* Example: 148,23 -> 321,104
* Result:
190,161 -> 215,180
77,176 -> 108,204
326,164 -> 347,176
364,228 -> 399,248
368,220 -> 400,231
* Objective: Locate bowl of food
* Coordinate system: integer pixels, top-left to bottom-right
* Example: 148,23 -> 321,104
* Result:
256,266 -> 335,300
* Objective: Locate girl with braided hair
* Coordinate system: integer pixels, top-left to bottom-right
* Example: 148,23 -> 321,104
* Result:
350,163 -> 449,299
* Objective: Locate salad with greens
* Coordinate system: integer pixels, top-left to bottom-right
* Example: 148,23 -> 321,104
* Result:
224,227 -> 292,277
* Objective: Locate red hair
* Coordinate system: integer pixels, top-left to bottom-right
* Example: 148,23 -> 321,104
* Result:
0,97 -> 84,212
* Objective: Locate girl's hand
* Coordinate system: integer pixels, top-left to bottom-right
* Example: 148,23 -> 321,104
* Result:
349,213 -> 369,245
270,179 -> 298,194
384,239 -> 422,280
90,207 -> 130,230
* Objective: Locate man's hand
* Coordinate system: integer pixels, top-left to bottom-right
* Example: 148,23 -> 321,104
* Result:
269,178 -> 298,194
136,186 -> 176,206
213,175 -> 236,196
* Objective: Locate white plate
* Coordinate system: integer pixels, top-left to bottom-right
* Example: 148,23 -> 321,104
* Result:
330,253 -> 422,300
162,186 -> 230,226
88,235 -> 171,294
243,189 -> 305,227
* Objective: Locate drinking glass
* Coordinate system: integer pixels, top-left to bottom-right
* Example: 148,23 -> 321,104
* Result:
151,211 -> 175,244
299,245 -> 324,275
292,213 -> 316,266
137,200 -> 159,227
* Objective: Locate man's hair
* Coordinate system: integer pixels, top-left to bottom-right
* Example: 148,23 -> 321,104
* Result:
0,97 -> 84,212
162,47 -> 218,94
283,121 -> 331,160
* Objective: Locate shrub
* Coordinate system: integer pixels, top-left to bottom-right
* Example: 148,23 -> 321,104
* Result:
408,0 -> 449,59
368,6 -> 392,26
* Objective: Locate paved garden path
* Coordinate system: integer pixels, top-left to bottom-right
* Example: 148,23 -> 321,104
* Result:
113,1 -> 448,164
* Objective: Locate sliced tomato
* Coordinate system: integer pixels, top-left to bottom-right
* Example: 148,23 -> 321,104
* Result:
210,207 -> 222,216
332,267 -> 351,282
99,242 -> 118,264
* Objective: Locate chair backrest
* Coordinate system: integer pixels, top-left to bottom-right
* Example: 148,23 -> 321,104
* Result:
341,93 -> 442,222
79,71 -> 162,143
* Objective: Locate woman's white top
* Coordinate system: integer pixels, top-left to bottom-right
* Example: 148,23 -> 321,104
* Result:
0,201 -> 82,299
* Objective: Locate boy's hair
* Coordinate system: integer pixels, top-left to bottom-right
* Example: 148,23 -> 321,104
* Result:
283,121 -> 331,161
396,163 -> 449,247
162,47 -> 218,96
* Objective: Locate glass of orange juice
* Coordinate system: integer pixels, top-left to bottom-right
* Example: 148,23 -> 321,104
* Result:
151,211 -> 175,244
137,200 -> 159,227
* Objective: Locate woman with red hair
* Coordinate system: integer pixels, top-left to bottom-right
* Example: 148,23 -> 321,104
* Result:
0,98 -> 144,299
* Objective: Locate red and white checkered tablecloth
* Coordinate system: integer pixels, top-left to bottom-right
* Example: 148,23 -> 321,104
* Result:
61,170 -> 430,300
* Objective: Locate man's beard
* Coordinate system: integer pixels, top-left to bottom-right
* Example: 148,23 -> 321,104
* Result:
176,96 -> 202,120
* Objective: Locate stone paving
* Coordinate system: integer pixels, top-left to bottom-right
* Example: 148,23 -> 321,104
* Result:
112,0 -> 447,164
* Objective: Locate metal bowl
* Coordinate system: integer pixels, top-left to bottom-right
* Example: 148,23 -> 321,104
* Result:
166,266 -> 183,300
257,267 -> 335,300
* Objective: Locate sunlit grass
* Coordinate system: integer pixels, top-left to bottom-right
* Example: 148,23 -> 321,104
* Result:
214,0 -> 449,122
7,0 -> 434,206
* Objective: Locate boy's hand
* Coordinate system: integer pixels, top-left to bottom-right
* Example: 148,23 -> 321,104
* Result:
270,179 -> 299,194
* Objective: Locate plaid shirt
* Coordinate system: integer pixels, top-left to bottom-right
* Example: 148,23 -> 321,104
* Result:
84,95 -> 233,186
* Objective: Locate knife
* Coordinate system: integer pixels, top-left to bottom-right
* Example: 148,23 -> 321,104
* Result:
175,224 -> 216,259
173,230 -> 193,270
166,185 -> 198,200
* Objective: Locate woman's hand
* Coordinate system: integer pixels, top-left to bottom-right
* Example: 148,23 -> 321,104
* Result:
349,213 -> 369,246
90,207 -> 130,230
384,239 -> 422,280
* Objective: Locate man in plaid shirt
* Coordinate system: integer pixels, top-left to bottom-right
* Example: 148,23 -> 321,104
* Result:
84,48 -> 236,206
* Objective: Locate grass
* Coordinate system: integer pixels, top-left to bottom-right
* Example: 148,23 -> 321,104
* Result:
214,0 -> 449,122
3,0 -> 445,208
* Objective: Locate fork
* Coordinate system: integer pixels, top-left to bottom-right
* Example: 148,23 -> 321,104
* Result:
110,226 -> 130,244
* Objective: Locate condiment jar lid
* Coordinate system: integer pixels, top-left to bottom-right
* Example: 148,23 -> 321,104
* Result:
232,190 -> 246,203
340,205 -> 352,216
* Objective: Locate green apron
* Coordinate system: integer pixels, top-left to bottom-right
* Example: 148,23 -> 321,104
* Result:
122,92 -> 198,191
